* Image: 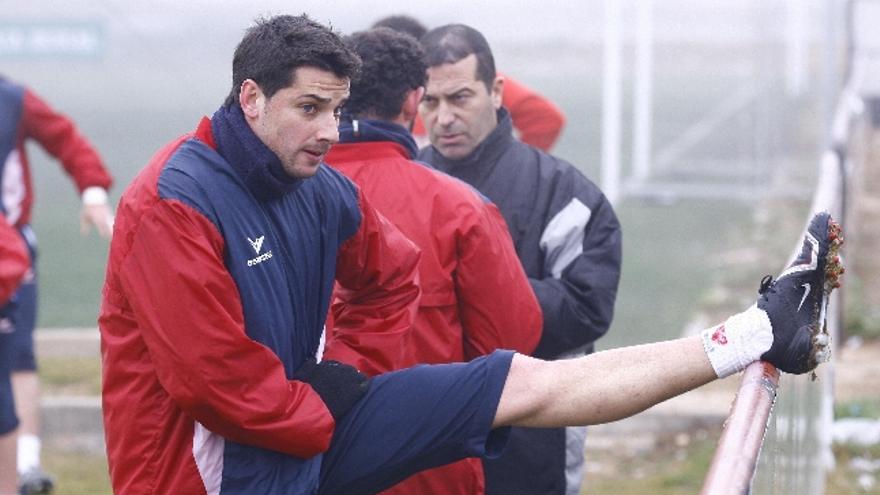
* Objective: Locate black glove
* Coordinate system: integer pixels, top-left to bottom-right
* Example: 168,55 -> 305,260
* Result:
292,359 -> 370,422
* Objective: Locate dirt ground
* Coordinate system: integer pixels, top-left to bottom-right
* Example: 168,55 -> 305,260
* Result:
835,339 -> 880,402
834,122 -> 880,395
836,124 -> 880,401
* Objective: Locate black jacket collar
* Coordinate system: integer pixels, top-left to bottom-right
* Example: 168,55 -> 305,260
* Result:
423,107 -> 513,184
338,118 -> 419,159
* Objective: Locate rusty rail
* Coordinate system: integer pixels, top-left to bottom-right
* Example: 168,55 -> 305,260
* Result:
700,362 -> 780,495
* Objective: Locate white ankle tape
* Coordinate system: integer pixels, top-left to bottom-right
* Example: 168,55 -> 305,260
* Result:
17,434 -> 41,474
700,305 -> 773,378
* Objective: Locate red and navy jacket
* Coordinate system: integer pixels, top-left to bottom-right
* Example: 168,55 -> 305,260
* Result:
99,106 -> 420,494
0,213 -> 28,306
0,76 -> 112,227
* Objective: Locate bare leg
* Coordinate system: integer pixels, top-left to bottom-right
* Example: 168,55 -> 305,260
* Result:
0,431 -> 16,495
493,335 -> 716,428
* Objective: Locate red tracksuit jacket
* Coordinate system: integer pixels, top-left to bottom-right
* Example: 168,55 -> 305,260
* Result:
0,77 -> 112,228
325,119 -> 542,495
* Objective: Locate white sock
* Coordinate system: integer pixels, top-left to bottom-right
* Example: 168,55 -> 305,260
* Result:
17,434 -> 40,474
700,304 -> 773,378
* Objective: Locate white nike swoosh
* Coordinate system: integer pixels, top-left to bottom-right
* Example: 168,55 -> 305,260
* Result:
797,282 -> 811,312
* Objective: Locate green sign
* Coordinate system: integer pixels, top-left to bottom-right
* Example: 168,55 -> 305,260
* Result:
0,21 -> 104,58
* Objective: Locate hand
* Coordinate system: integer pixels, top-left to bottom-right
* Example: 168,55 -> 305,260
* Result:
292,359 -> 370,421
0,299 -> 17,331
80,203 -> 114,239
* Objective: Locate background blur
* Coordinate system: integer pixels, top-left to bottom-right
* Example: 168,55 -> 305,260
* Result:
3,0 -> 835,347
8,2 -> 877,493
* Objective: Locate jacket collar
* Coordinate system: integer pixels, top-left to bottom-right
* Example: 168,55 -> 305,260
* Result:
209,104 -> 302,202
426,107 -> 513,180
337,118 -> 419,158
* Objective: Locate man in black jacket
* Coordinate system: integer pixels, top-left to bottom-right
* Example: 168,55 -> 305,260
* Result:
418,24 -> 623,495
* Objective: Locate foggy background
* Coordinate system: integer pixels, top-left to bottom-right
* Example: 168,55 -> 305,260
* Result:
3,0 -> 836,348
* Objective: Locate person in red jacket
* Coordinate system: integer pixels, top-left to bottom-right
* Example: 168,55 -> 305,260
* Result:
1,75 -> 114,494
324,27 -> 542,494
0,213 -> 29,495
371,14 -> 566,151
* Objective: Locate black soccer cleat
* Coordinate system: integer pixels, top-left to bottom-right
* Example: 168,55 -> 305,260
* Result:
19,467 -> 54,495
757,212 -> 844,374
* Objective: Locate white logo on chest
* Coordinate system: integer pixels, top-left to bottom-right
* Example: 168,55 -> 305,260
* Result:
248,235 -> 265,254
246,235 -> 273,267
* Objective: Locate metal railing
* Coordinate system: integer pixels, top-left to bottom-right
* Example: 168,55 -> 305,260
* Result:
701,362 -> 780,494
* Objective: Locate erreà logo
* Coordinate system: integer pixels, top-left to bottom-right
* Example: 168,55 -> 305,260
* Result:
246,235 -> 273,267
248,236 -> 265,254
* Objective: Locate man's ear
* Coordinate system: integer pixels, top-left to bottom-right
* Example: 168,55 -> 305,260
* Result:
491,75 -> 504,110
239,79 -> 264,119
401,87 -> 426,124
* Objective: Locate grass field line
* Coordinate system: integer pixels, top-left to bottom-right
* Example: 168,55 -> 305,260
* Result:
35,327 -> 100,358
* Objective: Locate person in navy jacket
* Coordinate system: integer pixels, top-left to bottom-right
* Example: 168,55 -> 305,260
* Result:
98,13 -> 838,495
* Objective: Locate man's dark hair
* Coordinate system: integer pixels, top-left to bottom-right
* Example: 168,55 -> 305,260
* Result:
421,24 -> 496,91
224,14 -> 361,107
371,15 -> 428,40
343,28 -> 426,120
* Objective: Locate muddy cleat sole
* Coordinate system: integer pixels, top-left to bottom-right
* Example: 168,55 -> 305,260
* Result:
757,212 -> 844,374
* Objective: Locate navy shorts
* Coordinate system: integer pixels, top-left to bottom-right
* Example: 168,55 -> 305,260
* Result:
317,349 -> 515,495
9,226 -> 37,372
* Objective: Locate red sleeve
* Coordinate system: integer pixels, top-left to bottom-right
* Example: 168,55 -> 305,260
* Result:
411,114 -> 426,138
0,215 -> 28,305
118,199 -> 335,458
323,189 -> 421,375
21,88 -> 113,192
501,75 -> 566,152
457,202 -> 542,360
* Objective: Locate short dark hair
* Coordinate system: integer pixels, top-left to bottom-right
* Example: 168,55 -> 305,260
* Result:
421,24 -> 496,91
224,15 -> 361,107
371,15 -> 428,40
344,28 -> 426,120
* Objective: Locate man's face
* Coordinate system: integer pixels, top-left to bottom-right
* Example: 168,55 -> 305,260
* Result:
420,54 -> 502,160
243,66 -> 349,179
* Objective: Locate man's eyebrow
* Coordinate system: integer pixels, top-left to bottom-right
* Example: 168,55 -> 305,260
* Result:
297,93 -> 332,103
423,86 -> 473,100
446,87 -> 474,98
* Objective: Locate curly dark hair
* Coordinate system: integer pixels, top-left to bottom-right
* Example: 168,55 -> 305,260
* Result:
421,24 -> 495,92
224,14 -> 361,107
343,27 -> 427,120
371,14 -> 428,40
